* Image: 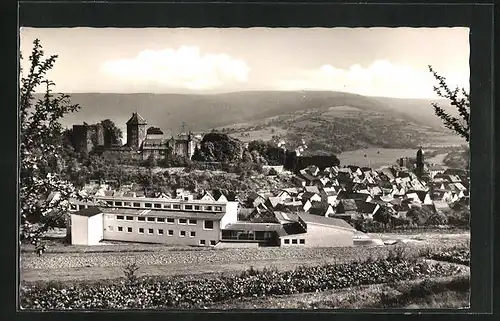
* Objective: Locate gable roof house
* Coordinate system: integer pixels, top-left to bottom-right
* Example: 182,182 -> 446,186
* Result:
308,201 -> 335,217
301,191 -> 322,204
293,175 -> 307,187
379,167 -> 396,182
430,189 -> 454,203
212,189 -> 229,202
304,185 -> 321,195
406,190 -> 433,205
335,199 -> 358,215
200,190 -> 216,201
248,192 -> 266,208
347,166 -> 363,177
264,196 -> 283,210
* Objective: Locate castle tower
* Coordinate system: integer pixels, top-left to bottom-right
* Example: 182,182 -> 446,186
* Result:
126,112 -> 147,149
415,147 -> 424,178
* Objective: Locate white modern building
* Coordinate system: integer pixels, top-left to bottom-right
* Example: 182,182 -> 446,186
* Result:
69,196 -> 238,246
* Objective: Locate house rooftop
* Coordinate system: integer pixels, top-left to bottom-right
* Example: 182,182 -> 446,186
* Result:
126,112 -> 147,125
298,213 -> 355,231
72,206 -> 102,217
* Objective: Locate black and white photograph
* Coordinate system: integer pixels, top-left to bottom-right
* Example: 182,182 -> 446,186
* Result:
19,26 -> 471,310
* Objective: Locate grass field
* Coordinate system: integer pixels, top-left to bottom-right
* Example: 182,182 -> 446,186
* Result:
20,230 -> 469,284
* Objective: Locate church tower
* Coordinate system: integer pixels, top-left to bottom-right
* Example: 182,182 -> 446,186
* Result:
415,147 -> 424,178
126,112 -> 147,149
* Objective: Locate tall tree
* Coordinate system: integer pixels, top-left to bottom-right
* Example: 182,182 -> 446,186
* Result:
101,119 -> 123,147
20,39 -> 86,250
428,66 -> 470,142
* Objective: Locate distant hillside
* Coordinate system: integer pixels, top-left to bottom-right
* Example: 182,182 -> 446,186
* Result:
40,91 -> 453,136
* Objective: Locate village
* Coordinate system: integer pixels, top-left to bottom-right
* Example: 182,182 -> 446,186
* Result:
63,142 -> 469,248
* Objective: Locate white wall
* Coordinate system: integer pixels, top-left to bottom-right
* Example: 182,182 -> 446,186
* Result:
87,214 -> 104,245
294,224 -> 353,247
102,215 -> 221,246
220,201 -> 239,229
70,214 -> 89,245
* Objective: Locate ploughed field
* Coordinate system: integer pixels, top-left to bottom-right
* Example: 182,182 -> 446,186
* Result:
20,231 -> 469,283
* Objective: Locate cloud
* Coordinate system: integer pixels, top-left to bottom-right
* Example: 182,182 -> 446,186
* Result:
275,60 -> 469,99
100,46 -> 250,91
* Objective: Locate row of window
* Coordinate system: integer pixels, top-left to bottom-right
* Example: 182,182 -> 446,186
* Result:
109,226 -> 216,246
283,239 -> 306,245
103,200 -> 223,212
111,216 -> 214,229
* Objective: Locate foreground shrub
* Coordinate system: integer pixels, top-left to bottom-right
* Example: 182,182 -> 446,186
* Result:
20,257 -> 465,310
428,249 -> 470,266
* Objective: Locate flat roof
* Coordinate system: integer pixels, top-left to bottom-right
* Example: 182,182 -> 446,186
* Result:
99,207 -> 226,220
95,195 -> 229,205
223,222 -> 282,232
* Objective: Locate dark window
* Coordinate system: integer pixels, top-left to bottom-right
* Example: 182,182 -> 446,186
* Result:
199,240 -> 206,245
163,204 -> 171,209
115,201 -> 123,206
124,202 -> 131,207
168,230 -> 173,236
158,229 -> 164,235
184,205 -> 193,210
167,218 -> 174,224
179,219 -> 187,224
126,216 -> 134,221
117,226 -> 123,232
138,228 -> 144,234
137,217 -> 146,221
147,217 -> 155,222
133,202 -> 141,207
157,217 -> 165,223
299,239 -> 305,244
154,203 -> 162,209
204,220 -> 214,230
148,228 -> 154,234
284,239 -> 290,244
194,205 -> 201,211
205,206 -> 213,211
145,203 -> 152,208
188,219 -> 197,225
292,239 -> 298,244
173,204 -> 181,209
210,240 -> 216,246
117,215 -> 124,220
180,231 -> 186,237
190,231 -> 196,237
106,201 -> 113,206
127,227 -> 133,233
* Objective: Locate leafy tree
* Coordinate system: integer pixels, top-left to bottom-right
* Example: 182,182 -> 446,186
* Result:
20,39 -> 86,247
428,66 -> 470,142
145,154 -> 157,169
147,126 -> 163,135
101,119 -> 123,146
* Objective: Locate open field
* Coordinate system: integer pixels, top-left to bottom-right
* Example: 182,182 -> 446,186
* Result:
338,148 -> 421,168
20,230 -> 469,284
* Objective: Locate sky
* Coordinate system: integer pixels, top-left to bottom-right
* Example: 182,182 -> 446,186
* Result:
20,27 -> 470,99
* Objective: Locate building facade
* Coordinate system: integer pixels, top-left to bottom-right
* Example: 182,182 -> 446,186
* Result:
69,196 -> 238,246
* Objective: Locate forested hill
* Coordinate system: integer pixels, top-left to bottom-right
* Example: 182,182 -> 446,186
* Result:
37,91 -> 453,134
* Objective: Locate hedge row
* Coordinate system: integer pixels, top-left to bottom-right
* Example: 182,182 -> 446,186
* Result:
429,249 -> 470,266
21,257 -> 465,310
